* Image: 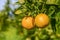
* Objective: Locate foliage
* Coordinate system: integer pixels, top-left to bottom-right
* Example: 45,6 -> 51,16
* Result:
0,0 -> 60,40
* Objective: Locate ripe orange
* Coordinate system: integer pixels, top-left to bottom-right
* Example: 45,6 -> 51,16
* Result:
22,17 -> 34,29
35,13 -> 49,28
15,10 -> 22,14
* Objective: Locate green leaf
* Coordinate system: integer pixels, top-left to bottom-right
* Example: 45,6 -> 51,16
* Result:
46,0 -> 56,4
46,0 -> 60,5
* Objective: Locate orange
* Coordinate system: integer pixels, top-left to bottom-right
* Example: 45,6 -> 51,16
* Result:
22,17 -> 34,29
35,13 -> 49,28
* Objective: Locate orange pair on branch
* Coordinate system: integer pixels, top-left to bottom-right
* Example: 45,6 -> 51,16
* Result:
22,13 -> 50,29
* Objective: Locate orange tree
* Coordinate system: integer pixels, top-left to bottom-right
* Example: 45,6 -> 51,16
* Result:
0,0 -> 60,40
